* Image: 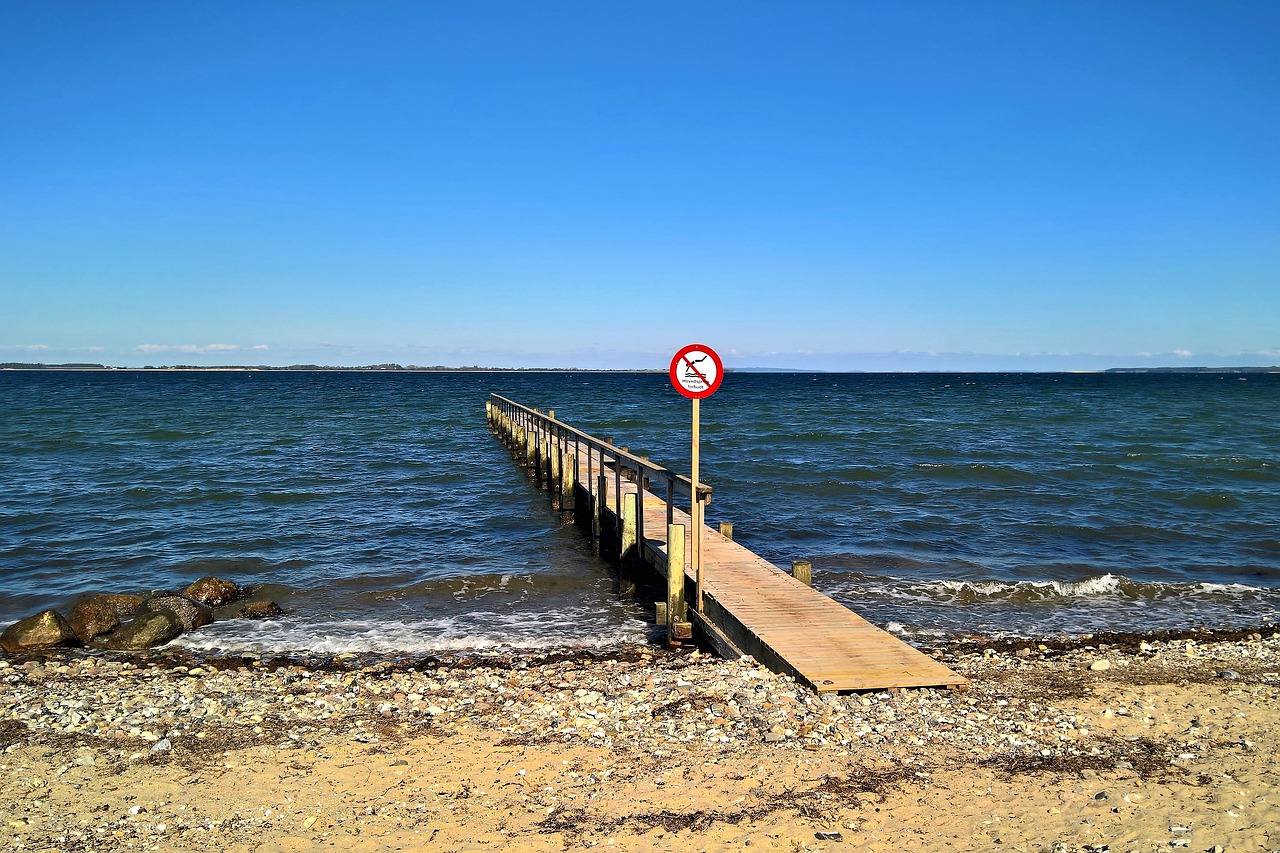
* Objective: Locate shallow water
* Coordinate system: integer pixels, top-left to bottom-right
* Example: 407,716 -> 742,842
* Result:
1,370 -> 1277,650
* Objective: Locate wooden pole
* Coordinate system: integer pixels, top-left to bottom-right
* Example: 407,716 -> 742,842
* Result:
563,449 -> 576,511
550,439 -> 562,509
791,559 -> 813,587
667,523 -> 689,640
541,436 -> 552,489
596,472 -> 608,555
621,492 -> 637,562
587,443 -> 596,552
718,521 -> 733,541
692,397 -> 702,613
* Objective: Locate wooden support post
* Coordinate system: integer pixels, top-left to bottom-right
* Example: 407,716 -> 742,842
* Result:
655,601 -> 667,624
635,473 -> 644,564
549,440 -> 562,509
597,473 -> 609,552
718,521 -> 734,541
621,492 -> 637,562
791,559 -> 813,586
667,523 -> 689,640
541,436 -> 552,489
586,444 -> 596,549
563,449 -> 576,509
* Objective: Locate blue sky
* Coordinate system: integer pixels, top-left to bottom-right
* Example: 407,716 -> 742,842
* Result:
3,1 -> 1277,370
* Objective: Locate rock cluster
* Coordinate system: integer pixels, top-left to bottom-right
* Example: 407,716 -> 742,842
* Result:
0,578 -> 283,655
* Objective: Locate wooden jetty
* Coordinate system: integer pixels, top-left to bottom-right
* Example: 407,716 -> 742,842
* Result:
486,395 -> 966,694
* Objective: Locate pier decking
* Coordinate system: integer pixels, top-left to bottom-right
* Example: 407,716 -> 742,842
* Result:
487,395 -> 965,694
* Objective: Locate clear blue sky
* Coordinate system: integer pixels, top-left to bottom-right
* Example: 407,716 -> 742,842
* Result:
3,1 -> 1277,370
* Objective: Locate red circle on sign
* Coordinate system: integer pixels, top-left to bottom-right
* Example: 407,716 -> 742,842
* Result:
669,344 -> 724,399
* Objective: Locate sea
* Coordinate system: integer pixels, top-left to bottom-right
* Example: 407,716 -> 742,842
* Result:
2,370 -> 1278,655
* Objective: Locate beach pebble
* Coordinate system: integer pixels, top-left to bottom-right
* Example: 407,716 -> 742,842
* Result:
1217,669 -> 1240,680
1089,659 -> 1111,671
815,830 -> 844,842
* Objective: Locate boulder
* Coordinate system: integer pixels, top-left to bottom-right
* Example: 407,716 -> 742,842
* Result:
183,576 -> 240,607
97,594 -> 145,619
1,610 -> 78,654
91,612 -> 183,651
237,600 -> 284,619
144,596 -> 213,631
68,597 -> 121,643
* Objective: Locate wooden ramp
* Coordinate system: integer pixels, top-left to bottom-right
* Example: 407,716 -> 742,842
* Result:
487,395 -> 966,694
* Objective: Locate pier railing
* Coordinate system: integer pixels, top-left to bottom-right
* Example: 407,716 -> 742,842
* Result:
486,394 -> 710,551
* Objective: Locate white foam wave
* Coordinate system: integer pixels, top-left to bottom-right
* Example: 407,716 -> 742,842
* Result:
827,572 -> 1279,604
170,611 -> 651,655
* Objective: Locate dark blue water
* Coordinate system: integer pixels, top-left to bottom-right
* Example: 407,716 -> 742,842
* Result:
2,370 -> 1278,650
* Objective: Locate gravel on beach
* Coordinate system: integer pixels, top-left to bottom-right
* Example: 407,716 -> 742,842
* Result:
3,629 -> 1279,852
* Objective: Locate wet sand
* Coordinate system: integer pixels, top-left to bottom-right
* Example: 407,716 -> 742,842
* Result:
2,629 -> 1278,852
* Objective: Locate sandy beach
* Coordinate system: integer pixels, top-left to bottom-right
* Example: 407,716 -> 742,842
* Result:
2,630 -> 1278,852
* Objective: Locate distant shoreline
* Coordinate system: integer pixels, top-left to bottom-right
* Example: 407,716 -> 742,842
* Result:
0,363 -> 665,373
3,362 -> 1278,374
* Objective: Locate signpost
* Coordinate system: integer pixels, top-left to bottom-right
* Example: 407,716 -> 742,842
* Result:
669,344 -> 723,613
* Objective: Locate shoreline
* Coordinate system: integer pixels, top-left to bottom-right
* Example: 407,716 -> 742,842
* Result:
3,626 -> 1278,851
3,621 -> 1271,674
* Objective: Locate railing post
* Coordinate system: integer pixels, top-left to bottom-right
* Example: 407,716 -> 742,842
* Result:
791,559 -> 813,586
719,522 -> 734,541
665,477 -> 675,530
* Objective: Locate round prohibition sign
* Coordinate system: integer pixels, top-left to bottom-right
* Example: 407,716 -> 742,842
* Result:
670,344 -> 724,399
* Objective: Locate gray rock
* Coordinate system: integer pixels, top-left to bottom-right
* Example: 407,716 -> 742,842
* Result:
151,738 -> 172,752
92,612 -> 183,650
1,610 -> 79,654
183,576 -> 240,607
815,830 -> 844,842
144,596 -> 213,631
1217,669 -> 1240,680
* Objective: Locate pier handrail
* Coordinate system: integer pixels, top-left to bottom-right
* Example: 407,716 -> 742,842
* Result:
488,393 -> 711,505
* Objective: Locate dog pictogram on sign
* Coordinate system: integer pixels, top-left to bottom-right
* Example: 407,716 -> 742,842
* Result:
669,344 -> 723,399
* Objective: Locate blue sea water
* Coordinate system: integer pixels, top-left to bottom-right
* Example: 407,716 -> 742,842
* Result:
1,369 -> 1278,652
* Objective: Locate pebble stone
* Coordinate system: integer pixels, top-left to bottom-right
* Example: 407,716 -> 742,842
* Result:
0,631 -> 1276,849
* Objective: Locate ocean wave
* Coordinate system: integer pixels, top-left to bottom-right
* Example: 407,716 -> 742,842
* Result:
821,572 -> 1280,606
169,610 -> 652,655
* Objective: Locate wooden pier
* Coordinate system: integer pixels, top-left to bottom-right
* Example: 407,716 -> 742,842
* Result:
486,395 -> 966,694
